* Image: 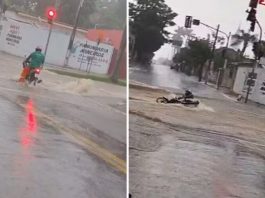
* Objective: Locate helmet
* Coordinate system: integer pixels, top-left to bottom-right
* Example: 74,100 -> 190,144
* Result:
185,90 -> 192,95
35,46 -> 42,52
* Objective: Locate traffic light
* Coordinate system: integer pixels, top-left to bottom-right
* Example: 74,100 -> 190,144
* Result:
253,42 -> 258,53
250,20 -> 256,32
47,9 -> 56,24
184,16 -> 192,28
249,0 -> 259,8
193,19 -> 200,26
246,8 -> 256,21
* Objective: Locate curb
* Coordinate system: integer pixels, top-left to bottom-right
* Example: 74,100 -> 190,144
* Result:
129,83 -> 170,94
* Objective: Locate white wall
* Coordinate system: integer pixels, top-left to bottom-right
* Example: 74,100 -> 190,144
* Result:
233,67 -> 265,104
233,67 -> 252,95
252,69 -> 265,104
0,19 -> 114,75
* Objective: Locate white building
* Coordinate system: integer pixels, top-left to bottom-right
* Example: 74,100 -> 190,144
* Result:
233,63 -> 265,105
0,11 -> 114,75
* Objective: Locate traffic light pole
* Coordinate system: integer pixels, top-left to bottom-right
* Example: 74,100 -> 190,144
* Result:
196,22 -> 231,85
64,0 -> 84,67
245,19 -> 262,103
44,24 -> 53,57
217,32 -> 231,89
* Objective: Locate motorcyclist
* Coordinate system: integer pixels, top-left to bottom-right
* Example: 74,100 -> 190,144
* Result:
184,90 -> 194,99
178,90 -> 194,101
19,46 -> 45,82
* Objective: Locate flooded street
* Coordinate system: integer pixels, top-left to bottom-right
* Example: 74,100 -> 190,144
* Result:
129,77 -> 265,198
0,53 -> 126,198
130,64 -> 223,99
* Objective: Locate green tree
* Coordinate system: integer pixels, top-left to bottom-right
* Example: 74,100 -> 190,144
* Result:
188,39 -> 211,81
231,29 -> 258,57
130,0 -> 177,64
252,41 -> 265,59
173,47 -> 189,64
173,39 -> 211,81
96,0 -> 126,29
174,26 -> 195,44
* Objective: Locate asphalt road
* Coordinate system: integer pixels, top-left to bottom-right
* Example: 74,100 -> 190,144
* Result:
0,53 -> 126,198
129,63 -> 265,198
129,91 -> 265,198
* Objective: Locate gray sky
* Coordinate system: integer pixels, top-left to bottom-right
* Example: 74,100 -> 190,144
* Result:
152,0 -> 265,59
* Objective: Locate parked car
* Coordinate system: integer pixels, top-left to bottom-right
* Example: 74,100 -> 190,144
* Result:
170,63 -> 180,71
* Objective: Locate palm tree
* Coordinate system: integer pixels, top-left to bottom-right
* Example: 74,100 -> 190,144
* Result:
175,27 -> 195,39
231,30 -> 258,57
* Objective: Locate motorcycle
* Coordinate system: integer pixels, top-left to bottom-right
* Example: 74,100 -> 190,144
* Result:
23,61 -> 42,86
156,94 -> 200,106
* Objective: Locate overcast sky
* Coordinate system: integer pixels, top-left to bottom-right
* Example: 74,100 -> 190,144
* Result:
130,0 -> 265,59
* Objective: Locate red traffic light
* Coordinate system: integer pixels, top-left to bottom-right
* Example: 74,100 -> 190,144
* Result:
48,10 -> 55,17
47,9 -> 56,18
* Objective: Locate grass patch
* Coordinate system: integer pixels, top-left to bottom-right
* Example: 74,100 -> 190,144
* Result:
47,69 -> 126,86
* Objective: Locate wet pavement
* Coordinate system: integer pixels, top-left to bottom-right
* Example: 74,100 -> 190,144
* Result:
0,53 -> 126,198
129,88 -> 265,198
130,64 -> 224,99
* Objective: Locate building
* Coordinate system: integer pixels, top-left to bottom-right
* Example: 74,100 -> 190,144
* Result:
0,11 -> 126,79
224,62 -> 265,105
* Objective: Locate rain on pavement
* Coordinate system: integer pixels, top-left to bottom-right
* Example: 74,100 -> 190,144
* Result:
129,64 -> 265,198
130,63 -> 224,99
0,53 -> 126,198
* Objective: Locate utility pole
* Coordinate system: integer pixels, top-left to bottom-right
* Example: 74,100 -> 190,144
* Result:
64,0 -> 84,67
223,32 -> 231,70
44,24 -> 53,56
110,23 -> 126,83
205,24 -> 220,84
217,32 -> 231,89
245,20 -> 262,103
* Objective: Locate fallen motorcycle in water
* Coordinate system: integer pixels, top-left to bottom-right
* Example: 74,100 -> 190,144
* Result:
156,94 -> 200,107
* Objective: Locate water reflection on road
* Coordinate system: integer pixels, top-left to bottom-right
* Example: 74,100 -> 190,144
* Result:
130,64 -> 223,99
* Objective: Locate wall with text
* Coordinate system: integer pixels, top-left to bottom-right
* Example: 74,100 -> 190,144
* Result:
0,19 -> 114,75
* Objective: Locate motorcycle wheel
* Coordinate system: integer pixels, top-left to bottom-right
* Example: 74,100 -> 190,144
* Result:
156,97 -> 168,104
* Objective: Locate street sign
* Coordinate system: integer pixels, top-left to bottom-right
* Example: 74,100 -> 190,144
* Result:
184,16 -> 192,28
259,0 -> 265,5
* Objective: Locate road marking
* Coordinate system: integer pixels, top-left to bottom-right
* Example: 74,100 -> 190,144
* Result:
2,89 -> 127,174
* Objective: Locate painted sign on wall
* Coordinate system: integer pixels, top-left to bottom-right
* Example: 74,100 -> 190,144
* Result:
6,24 -> 22,46
68,39 -> 113,74
0,20 -> 114,75
242,72 -> 257,95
